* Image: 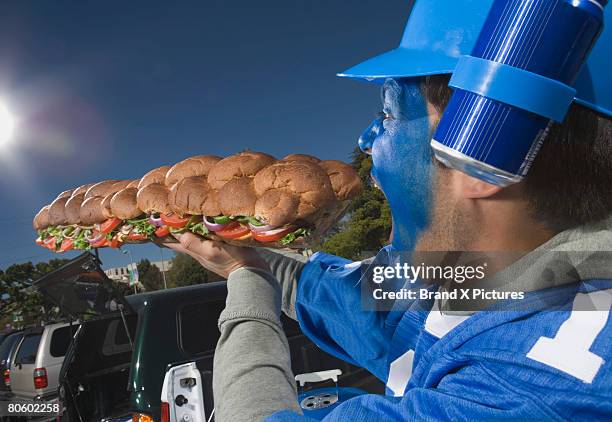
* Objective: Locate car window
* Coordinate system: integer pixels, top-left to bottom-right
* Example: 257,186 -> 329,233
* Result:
15,334 -> 42,365
50,326 -> 74,358
180,302 -> 225,356
0,333 -> 21,366
102,316 -> 137,356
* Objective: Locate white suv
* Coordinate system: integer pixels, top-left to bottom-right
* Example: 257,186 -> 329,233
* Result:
9,322 -> 79,402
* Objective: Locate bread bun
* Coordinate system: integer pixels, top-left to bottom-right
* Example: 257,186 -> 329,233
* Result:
138,165 -> 171,189
64,194 -> 85,225
33,205 -> 51,230
108,180 -> 133,192
80,197 -> 107,225
165,156 -> 222,187
217,177 -> 258,217
110,187 -> 141,220
84,180 -> 120,199
253,161 -> 337,223
168,176 -> 213,216
137,183 -> 171,215
281,153 -> 321,164
75,184 -> 99,197
319,160 -> 363,201
201,189 -> 221,217
48,196 -> 70,226
56,189 -> 74,200
254,190 -> 300,227
207,151 -> 276,190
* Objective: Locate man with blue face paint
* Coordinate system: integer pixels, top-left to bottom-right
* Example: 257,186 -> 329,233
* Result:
363,79 -> 435,252
165,1 -> 612,420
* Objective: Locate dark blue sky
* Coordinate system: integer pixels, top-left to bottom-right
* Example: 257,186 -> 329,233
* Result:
0,0 -> 410,271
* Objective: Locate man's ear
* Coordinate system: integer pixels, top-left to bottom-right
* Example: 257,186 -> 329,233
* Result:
457,173 -> 503,199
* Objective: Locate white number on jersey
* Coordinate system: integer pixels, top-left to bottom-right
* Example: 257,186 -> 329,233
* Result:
527,289 -> 612,383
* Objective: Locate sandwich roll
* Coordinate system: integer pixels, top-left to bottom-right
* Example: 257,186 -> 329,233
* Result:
207,151 -> 276,190
168,176 -> 213,217
281,153 -> 321,164
201,188 -> 221,217
80,196 -> 107,225
126,179 -> 140,189
71,184 -> 96,197
56,189 -> 74,200
110,187 -> 141,220
253,161 -> 337,223
33,205 -> 51,230
101,193 -> 114,220
48,196 -> 70,226
84,180 -> 120,199
254,190 -> 300,227
165,155 -> 222,187
319,160 -> 363,201
65,194 -> 85,225
217,177 -> 258,217
109,180 -> 134,192
33,150 -> 363,252
138,165 -> 171,189
137,183 -> 172,215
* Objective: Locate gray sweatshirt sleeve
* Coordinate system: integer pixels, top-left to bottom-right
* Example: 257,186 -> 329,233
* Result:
213,267 -> 302,422
256,248 -> 308,320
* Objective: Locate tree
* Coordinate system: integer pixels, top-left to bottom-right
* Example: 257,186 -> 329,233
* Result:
166,254 -> 224,287
319,148 -> 392,260
137,259 -> 164,291
0,258 -> 70,328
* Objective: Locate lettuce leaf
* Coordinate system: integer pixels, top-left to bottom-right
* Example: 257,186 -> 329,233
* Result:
189,222 -> 209,236
213,215 -> 232,225
127,217 -> 156,237
231,215 -> 264,226
280,228 -> 311,246
73,229 -> 92,250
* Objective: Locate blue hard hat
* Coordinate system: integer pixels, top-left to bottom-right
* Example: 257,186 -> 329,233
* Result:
338,0 -> 612,117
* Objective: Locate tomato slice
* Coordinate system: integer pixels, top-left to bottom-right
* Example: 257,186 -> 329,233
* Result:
252,227 -> 293,243
43,237 -> 57,251
155,226 -> 171,237
109,235 -> 122,249
59,238 -> 74,252
161,213 -> 191,229
216,222 -> 251,239
127,232 -> 148,241
99,217 -> 123,234
35,237 -> 44,246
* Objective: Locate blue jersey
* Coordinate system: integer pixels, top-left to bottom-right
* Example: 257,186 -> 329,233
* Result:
266,251 -> 612,421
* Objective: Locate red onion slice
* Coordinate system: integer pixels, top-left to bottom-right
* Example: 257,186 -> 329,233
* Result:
87,233 -> 105,244
204,218 -> 229,232
256,227 -> 293,236
149,215 -> 164,227
248,223 -> 276,233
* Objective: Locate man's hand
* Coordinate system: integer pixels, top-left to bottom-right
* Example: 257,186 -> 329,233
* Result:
163,233 -> 269,279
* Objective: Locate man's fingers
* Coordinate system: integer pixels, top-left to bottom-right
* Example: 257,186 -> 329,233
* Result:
173,232 -> 207,253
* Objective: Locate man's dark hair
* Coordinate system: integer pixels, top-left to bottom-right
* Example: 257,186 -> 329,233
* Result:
422,74 -> 612,232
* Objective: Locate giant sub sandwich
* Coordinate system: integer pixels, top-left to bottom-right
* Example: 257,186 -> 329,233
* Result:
33,151 -> 362,252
